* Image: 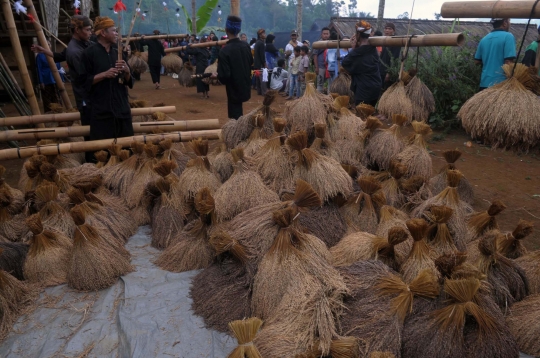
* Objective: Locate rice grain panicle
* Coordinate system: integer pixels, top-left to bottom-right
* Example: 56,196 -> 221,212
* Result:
340,176 -> 386,234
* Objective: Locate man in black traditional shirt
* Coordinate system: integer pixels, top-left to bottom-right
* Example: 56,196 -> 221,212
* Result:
79,16 -> 134,146
379,22 -> 401,90
139,30 -> 166,89
216,15 -> 253,119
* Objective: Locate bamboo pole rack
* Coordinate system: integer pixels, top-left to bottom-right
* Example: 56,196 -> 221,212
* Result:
0,130 -> 222,160
312,33 -> 466,49
0,106 -> 177,126
0,119 -> 220,141
441,1 -> 540,19
164,39 -> 229,53
127,34 -> 189,41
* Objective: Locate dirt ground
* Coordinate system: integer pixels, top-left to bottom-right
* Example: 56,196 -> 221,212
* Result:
2,74 -> 540,250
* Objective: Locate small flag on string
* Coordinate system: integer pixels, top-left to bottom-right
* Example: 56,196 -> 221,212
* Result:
217,5 -> 221,15
13,0 -> 27,15
162,2 -> 168,11
73,0 -> 81,14
113,0 -> 127,12
175,8 -> 180,17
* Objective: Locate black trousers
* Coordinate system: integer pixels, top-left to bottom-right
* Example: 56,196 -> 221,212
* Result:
228,100 -> 243,120
149,65 -> 161,83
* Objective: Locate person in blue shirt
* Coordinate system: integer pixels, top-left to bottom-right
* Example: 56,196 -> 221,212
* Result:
35,40 -> 65,112
474,18 -> 516,90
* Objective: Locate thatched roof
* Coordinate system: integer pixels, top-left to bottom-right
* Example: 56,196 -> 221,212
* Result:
329,17 -> 539,45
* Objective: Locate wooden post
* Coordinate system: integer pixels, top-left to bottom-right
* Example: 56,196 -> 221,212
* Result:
441,1 -> 540,19
191,0 -> 197,34
231,0 -> 240,16
297,0 -> 303,43
1,0 -> 42,120
23,0 -> 73,110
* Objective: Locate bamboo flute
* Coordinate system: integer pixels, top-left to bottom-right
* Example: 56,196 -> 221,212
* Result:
1,0 -> 42,121
312,33 -> 465,49
0,130 -> 222,160
164,39 -> 229,53
0,119 -> 221,141
23,0 -> 73,110
441,1 -> 540,19
0,106 -> 177,126
127,33 -> 189,41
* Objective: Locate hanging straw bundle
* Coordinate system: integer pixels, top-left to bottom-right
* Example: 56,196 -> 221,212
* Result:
506,293 -> 540,357
128,52 -> 149,74
458,63 -> 540,151
36,139 -> 81,169
203,61 -> 220,85
396,121 -> 433,181
23,214 -> 71,286
161,53 -> 183,74
287,131 -> 352,202
34,182 -> 75,238
497,220 -> 533,259
0,166 -> 23,212
227,317 -> 264,358
0,188 -> 28,243
335,116 -> 382,169
0,243 -> 28,281
371,160 -> 408,207
363,114 -> 407,171
309,123 -> 340,160
400,218 -> 439,283
340,176 -> 386,234
94,150 -> 109,168
102,143 -> 123,168
356,103 -> 376,119
465,200 -> 506,243
425,205 -> 461,257
238,114 -> 268,157
67,207 -> 133,291
214,149 -> 279,222
378,80 -> 413,120
252,117 -> 294,193
428,149 -> 474,205
329,67 -> 354,98
178,62 -> 196,87
18,155 -> 48,193
405,73 -> 435,122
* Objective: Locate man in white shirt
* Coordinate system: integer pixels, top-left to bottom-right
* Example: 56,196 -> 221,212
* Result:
270,59 -> 289,92
283,30 -> 299,95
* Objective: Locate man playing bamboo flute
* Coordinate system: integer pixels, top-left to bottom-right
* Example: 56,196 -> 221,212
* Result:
79,17 -> 134,146
215,15 -> 253,120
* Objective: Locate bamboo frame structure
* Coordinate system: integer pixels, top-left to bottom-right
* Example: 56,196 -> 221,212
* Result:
23,0 -> 73,110
441,1 -> 540,19
126,34 -> 189,41
0,119 -> 220,141
0,53 -> 31,116
123,0 -> 143,49
164,39 -> 229,53
1,0 -> 42,119
0,106 -> 177,126
0,130 -> 222,160
312,33 -> 466,49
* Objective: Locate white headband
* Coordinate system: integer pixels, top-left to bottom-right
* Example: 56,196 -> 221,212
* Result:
356,27 -> 372,34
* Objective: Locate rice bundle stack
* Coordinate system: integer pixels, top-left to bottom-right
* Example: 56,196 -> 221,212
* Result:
0,166 -> 23,211
396,121 -> 433,181
378,80 -> 414,120
363,114 -> 407,171
125,144 -> 161,210
238,114 -> 268,157
405,73 -> 435,122
328,67 -> 353,98
67,207 -> 133,291
18,155 -> 48,193
34,182 -> 75,238
0,188 -> 28,242
210,142 -> 235,183
297,201 -> 347,248
497,220 -> 533,259
372,160 -> 407,207
0,243 -> 28,281
102,144 -> 123,168
178,62 -> 196,87
23,214 -> 71,286
227,317 -> 264,358
506,294 -> 540,357
458,63 -> 540,151
429,149 -> 474,205
335,116 -> 382,168
309,123 -> 340,160
340,176 -> 385,234
326,95 -> 349,141
203,61 -> 220,85
94,150 -> 109,168
128,52 -> 148,74
400,218 -> 439,283
425,205 -> 461,257
465,200 -> 506,243
334,107 -> 366,141
398,175 -> 433,212
356,103 -> 376,119
287,131 -> 352,202
161,53 -> 183,74
36,140 -> 81,169
252,118 -> 294,193
159,139 -> 190,177
103,141 -> 145,198
516,250 -> 540,294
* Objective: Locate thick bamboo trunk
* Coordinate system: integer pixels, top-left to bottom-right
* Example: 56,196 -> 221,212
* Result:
0,119 -> 220,141
441,1 -> 540,19
312,33 -> 465,49
24,0 -> 73,110
231,0 -> 240,16
297,0 -> 303,43
377,0 -> 385,31
0,106 -> 177,126
124,0 -> 143,48
191,0 -> 197,34
1,0 -> 42,120
126,34 -> 189,41
165,39 -> 229,53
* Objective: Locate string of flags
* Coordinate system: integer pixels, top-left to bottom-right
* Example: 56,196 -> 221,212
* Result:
73,0 -> 81,14
13,0 -> 27,15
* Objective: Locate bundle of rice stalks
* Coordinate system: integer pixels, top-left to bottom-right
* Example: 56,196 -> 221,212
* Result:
128,52 -> 148,74
335,117 -> 382,169
285,79 -> 328,139
328,67 -> 353,98
459,63 -> 540,151
39,162 -> 73,193
371,160 -> 407,207
309,123 -> 340,160
34,139 -> 81,169
0,166 -> 23,210
238,114 -> 268,157
398,175 -> 433,213
378,80 -> 413,120
425,205 -> 460,257
34,182 -> 75,238
497,220 -> 533,259
331,226 -> 409,270
214,149 -> 279,222
103,141 -> 145,198
149,177 -> 186,249
125,143 -> 161,209
400,218 -> 439,283
18,155 -> 48,193
161,53 -> 183,74
94,150 -> 109,168
227,317 -> 263,358
363,114 -> 407,171
177,62 -> 196,87
428,149 -> 474,205
0,260 -> 38,339
67,207 -> 133,291
401,277 -> 519,358
405,73 -> 435,122
297,201 -> 347,248
23,214 -> 71,286
203,60 -> 220,85
340,176 -> 386,234
376,205 -> 412,244
396,121 -> 433,181
102,144 -> 123,168
159,139 -> 190,177
334,107 -> 366,141
210,142 -> 235,183
326,96 -> 349,140
506,293 -> 540,357
0,188 -> 28,242
252,118 -> 294,193
356,103 -> 376,119
287,131 -> 352,202
516,250 -> 540,294
466,200 -> 506,243
0,242 -> 28,281
129,100 -> 149,108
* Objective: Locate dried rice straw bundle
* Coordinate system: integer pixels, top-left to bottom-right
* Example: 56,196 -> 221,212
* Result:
0,171 -> 23,217
0,189 -> 28,243
149,177 -> 186,249
128,52 -> 148,74
425,205 -> 461,258
356,103 -> 376,119
238,114 -> 268,157
340,176 -> 385,234
396,121 -> 433,181
178,62 -> 195,87
371,160 -> 407,207
326,95 -> 349,140
458,63 -> 540,151
334,107 -> 366,141
297,201 -> 347,248
335,116 -> 382,168
125,144 -> 161,209
363,114 -> 407,171
428,149 -> 474,205
497,220 -> 533,259
398,175 -> 433,213
94,150 -> 109,168
378,81 -> 413,120
227,317 -> 263,358
516,250 -> 540,294
287,131 -> 352,202
0,243 -> 28,281
309,123 -> 340,160
328,67 -> 353,98
102,144 -> 123,168
376,205 -> 412,241
34,182 -> 75,238
209,142 -> 234,183
214,149 -> 279,222
35,139 -> 81,169
400,218 -> 439,283
68,207 -> 133,291
103,141 -> 145,197
161,53 -> 183,74
505,293 -> 540,357
405,74 -> 435,122
203,61 -> 220,85
285,79 -> 328,139
18,155 -> 48,193
159,139 -> 190,177
465,200 -> 506,243
23,214 -> 71,286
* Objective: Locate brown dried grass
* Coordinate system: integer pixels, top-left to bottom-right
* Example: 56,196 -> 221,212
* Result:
515,250 -> 540,294
161,53 -> 183,73
18,155 -> 48,193
128,53 -> 148,73
149,177 -> 186,249
356,103 -> 376,119
506,293 -> 540,357
178,63 -> 195,87
400,218 -> 439,283
466,200 -> 506,241
406,76 -> 435,122
0,189 -> 28,243
0,242 -> 28,281
376,205 -> 413,261
285,82 -> 328,139
297,202 -> 347,248
429,149 -> 475,205
333,108 -> 366,141
396,122 -> 433,181
377,81 -> 414,120
34,182 -> 75,238
340,176 -> 385,234
227,317 -> 263,358
363,122 -> 406,171
309,123 -> 340,160
94,150 -> 109,168
103,141 -> 145,198
329,70 -> 353,99
497,220 -> 533,259
371,160 -> 407,206
238,114 -> 269,157
159,139 -> 190,176
425,205 -> 460,258
125,144 -> 161,208
210,143 -> 235,183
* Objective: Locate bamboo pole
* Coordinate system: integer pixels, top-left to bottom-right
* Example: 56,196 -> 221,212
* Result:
0,106 -> 177,126
165,39 -> 229,53
124,0 -> 143,49
441,1 -> 540,19
0,130 -> 222,160
23,0 -> 73,110
231,0 -> 240,16
312,33 -> 466,49
0,52 -> 24,96
126,34 -> 189,41
1,0 -> 42,120
0,119 -> 220,141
